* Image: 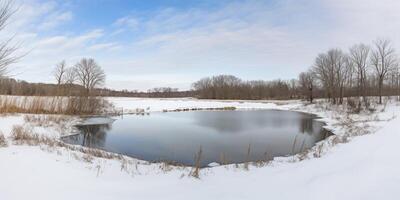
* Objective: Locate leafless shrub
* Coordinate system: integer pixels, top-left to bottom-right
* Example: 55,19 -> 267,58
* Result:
159,162 -> 174,172
24,115 -> 70,127
331,135 -> 349,145
347,98 -> 361,113
120,159 -> 131,172
10,125 -> 37,144
0,131 -> 7,147
82,154 -> 94,163
297,149 -> 310,161
252,160 -> 268,168
313,143 -> 324,158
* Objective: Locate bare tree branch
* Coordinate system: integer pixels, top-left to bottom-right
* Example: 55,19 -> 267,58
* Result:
74,58 -> 106,95
0,0 -> 20,78
53,60 -> 66,85
370,38 -> 398,104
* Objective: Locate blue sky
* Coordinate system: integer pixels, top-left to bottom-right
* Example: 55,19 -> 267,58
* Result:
6,0 -> 400,91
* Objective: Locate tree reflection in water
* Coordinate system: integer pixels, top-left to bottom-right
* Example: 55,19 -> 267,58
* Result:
63,124 -> 111,149
61,111 -> 333,166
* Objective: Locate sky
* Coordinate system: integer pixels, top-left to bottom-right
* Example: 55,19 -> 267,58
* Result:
3,0 -> 400,91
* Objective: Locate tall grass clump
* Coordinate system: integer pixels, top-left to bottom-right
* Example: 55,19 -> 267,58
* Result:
10,125 -> 39,145
0,96 -> 114,115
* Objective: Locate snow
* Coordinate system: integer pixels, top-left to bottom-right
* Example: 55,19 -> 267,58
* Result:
1,97 -> 400,200
207,162 -> 220,167
77,117 -> 116,126
107,97 -> 300,113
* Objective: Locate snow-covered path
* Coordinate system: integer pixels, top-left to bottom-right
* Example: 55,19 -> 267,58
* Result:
1,98 -> 400,200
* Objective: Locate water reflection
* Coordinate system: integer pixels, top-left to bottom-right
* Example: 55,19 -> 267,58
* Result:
61,110 -> 332,167
65,124 -> 110,148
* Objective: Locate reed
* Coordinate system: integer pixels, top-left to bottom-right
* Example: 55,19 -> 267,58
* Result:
0,95 -> 114,115
291,135 -> 298,154
243,143 -> 251,170
191,146 -> 203,178
219,152 -> 228,165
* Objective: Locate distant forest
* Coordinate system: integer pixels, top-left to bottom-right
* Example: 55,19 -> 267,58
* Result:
1,39 -> 400,103
193,39 -> 400,105
0,78 -> 193,98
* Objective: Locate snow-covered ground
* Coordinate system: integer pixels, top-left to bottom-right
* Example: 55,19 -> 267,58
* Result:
107,97 -> 301,113
1,97 -> 400,200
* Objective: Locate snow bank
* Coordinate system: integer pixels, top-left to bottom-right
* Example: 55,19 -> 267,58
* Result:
77,117 -> 116,126
0,98 -> 399,200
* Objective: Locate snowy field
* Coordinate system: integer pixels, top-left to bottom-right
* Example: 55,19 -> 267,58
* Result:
0,97 -> 400,200
107,97 -> 301,113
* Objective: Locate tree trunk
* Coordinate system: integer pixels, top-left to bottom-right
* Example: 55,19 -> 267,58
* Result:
378,79 -> 383,104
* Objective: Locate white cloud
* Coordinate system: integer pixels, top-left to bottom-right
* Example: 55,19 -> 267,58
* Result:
38,11 -> 73,30
114,16 -> 139,29
88,42 -> 121,51
7,0 -> 400,91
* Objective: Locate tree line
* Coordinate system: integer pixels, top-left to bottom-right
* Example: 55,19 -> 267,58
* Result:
192,39 -> 400,105
192,75 -> 298,100
301,39 -> 399,105
0,77 -> 194,98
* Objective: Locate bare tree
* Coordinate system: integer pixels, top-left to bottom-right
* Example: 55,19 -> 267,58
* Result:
64,67 -> 76,85
349,44 -> 370,105
289,79 -> 297,99
53,60 -> 66,85
299,70 -> 315,103
74,58 -> 106,95
331,49 -> 350,104
64,67 -> 76,96
370,39 -> 398,104
312,48 -> 352,104
0,1 -> 19,77
313,53 -> 333,102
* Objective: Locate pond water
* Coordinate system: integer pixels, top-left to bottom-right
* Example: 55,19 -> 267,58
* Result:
62,110 -> 332,167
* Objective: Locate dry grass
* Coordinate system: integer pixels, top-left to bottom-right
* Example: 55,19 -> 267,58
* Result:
190,146 -> 203,178
159,162 -> 174,172
24,115 -> 70,126
219,152 -> 228,165
0,131 -> 7,147
0,96 -> 115,115
10,125 -> 124,161
10,125 -> 39,145
243,144 -> 251,170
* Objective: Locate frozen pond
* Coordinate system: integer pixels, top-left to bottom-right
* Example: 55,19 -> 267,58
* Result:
62,110 -> 332,167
